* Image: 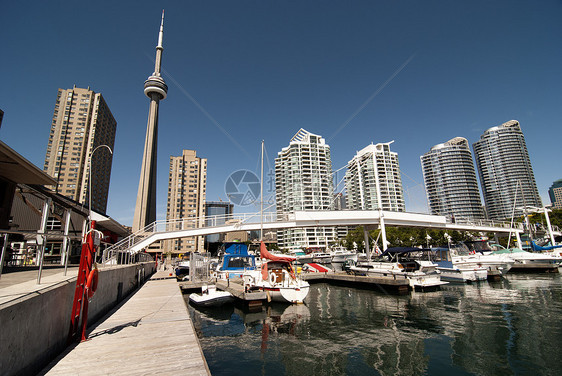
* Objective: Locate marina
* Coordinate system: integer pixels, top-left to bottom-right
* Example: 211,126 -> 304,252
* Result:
1,3 -> 562,376
187,272 -> 562,376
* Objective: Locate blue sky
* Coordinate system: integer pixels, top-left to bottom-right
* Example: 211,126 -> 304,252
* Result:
1,0 -> 561,226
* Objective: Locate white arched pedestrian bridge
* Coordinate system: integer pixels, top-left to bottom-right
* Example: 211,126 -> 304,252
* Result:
103,210 -> 554,257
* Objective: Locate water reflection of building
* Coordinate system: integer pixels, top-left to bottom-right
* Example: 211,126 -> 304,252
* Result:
304,284 -> 433,376
188,277 -> 562,376
442,278 -> 562,376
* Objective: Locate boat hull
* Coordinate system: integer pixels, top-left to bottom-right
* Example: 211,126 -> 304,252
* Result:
437,267 -> 488,283
350,263 -> 447,289
263,285 -> 310,304
189,291 -> 234,307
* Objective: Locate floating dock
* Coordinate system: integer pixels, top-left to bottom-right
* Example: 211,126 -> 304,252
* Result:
301,272 -> 411,293
42,271 -> 210,376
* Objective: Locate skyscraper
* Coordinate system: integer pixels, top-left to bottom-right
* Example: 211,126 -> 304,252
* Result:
133,11 -> 168,232
473,120 -> 541,220
421,137 -> 484,220
165,150 -> 207,254
43,86 -> 116,214
345,142 -> 405,212
275,129 -> 336,250
549,179 -> 562,209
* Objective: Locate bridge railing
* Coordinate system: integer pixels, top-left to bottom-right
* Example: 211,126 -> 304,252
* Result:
103,210 -> 534,258
447,216 -> 524,230
102,249 -> 154,265
103,211 -> 283,258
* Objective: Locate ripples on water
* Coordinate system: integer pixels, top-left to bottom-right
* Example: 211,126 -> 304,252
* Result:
187,273 -> 562,376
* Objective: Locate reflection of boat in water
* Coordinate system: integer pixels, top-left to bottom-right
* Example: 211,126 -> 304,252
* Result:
189,285 -> 234,307
244,242 -> 310,304
349,247 -> 448,289
215,242 -> 257,279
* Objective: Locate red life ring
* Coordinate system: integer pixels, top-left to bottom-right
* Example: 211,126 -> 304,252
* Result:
269,272 -> 278,285
86,268 -> 99,299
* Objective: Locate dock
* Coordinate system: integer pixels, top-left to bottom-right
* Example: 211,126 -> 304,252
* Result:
41,270 -> 210,376
302,272 -> 411,293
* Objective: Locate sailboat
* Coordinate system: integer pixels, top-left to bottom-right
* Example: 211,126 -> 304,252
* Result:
243,242 -> 310,304
240,140 -> 310,303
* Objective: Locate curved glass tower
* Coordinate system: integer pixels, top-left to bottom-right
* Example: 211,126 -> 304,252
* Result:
275,129 -> 336,250
421,137 -> 484,220
346,142 -> 405,212
473,120 -> 541,220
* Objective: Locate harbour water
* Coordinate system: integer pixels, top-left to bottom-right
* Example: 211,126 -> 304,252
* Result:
187,273 -> 562,375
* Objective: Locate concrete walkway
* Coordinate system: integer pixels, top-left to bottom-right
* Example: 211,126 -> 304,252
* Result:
41,270 -> 210,376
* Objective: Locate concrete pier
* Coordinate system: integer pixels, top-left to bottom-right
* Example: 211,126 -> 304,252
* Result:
41,271 -> 210,376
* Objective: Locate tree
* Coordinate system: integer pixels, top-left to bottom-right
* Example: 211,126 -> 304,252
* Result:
344,225 -> 475,249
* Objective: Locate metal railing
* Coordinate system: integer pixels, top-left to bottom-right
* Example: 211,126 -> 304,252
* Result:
102,249 -> 154,265
103,212 -> 284,257
445,216 -> 525,230
103,210 -> 541,259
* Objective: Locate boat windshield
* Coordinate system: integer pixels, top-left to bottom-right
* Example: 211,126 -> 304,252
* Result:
488,243 -> 506,252
463,240 -> 493,253
450,243 -> 472,256
226,256 -> 254,268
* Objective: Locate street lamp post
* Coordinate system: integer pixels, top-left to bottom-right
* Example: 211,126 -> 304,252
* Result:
88,144 -> 113,223
87,144 -> 112,261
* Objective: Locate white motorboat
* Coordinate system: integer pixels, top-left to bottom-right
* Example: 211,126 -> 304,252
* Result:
244,242 -> 310,304
287,249 -> 313,265
349,247 -> 448,289
214,242 -> 257,279
311,252 -> 332,264
431,247 -> 488,283
490,244 -> 561,272
175,260 -> 190,281
330,246 -> 358,263
436,264 -> 488,283
451,242 -> 515,280
189,285 -> 234,307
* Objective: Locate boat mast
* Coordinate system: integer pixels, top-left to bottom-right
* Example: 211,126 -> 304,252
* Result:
260,140 -> 264,241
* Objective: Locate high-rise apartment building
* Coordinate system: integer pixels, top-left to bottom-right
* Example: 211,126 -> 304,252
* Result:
165,150 -> 207,254
421,137 -> 484,220
43,86 -> 116,214
549,179 -> 562,209
345,142 -> 405,212
473,120 -> 541,220
275,129 -> 337,249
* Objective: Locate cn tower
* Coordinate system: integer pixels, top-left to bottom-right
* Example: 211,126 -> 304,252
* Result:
132,11 -> 168,232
